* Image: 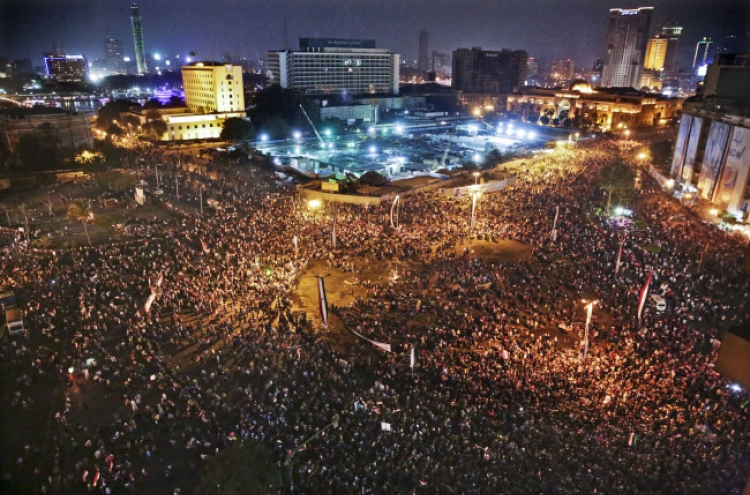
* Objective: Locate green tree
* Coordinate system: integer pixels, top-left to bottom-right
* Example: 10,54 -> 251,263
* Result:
142,119 -> 167,140
97,99 -> 139,131
194,442 -> 282,495
598,160 -> 636,211
221,117 -> 255,141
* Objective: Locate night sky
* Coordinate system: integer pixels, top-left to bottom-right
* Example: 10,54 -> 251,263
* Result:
2,0 -> 749,69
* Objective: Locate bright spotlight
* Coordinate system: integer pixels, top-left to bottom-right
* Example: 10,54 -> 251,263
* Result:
473,153 -> 481,162
528,131 -> 536,140
260,134 -> 269,142
293,131 -> 301,140
368,127 -> 376,134
395,125 -> 404,134
369,145 -> 377,154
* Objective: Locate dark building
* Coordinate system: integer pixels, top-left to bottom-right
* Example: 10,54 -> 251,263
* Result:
130,3 -> 147,74
418,31 -> 429,72
659,24 -> 682,71
452,47 -> 528,95
104,38 -> 124,74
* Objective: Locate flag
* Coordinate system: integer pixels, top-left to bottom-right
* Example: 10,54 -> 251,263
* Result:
201,238 -> 210,254
628,432 -> 636,446
615,240 -> 624,274
316,276 -> 329,328
349,327 -> 392,352
410,346 -> 416,370
293,235 -> 299,259
144,292 -> 156,312
390,195 -> 400,229
551,205 -> 560,241
637,271 -> 654,321
331,208 -> 338,249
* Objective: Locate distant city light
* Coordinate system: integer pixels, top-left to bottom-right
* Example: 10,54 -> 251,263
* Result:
395,125 -> 404,134
293,131 -> 301,140
368,145 -> 377,154
153,53 -> 161,61
368,127 -> 376,134
260,134 -> 269,142
528,131 -> 536,140
324,129 -> 332,137
123,57 -> 131,62
473,153 -> 481,162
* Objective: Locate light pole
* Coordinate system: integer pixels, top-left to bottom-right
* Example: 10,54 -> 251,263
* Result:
308,198 -> 322,225
287,414 -> 339,492
473,171 -> 480,185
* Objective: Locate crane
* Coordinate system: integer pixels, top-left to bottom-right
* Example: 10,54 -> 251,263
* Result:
298,104 -> 325,146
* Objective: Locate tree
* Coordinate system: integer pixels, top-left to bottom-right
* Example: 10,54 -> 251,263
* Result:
106,124 -> 124,140
194,442 -> 282,495
97,99 -> 139,131
221,117 -> 255,141
598,160 -> 636,211
539,116 -> 550,126
142,119 -> 167,140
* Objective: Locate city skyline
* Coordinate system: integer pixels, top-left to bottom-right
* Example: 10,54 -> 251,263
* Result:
2,0 -> 748,71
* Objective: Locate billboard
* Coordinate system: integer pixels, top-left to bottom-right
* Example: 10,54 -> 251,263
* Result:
713,125 -> 750,212
698,121 -> 732,199
681,116 -> 703,184
670,115 -> 692,179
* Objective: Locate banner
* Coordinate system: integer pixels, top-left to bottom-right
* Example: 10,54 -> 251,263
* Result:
449,178 -> 514,199
331,208 -> 338,249
135,187 -> 146,206
681,117 -> 703,184
390,195 -> 400,229
698,121 -> 732,199
637,271 -> 654,321
349,327 -> 391,352
713,126 -> 750,212
316,276 -> 329,328
670,115 -> 692,179
551,206 -> 560,241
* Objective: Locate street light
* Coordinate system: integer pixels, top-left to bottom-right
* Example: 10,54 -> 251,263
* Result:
624,130 -> 631,139
308,198 -> 322,224
473,171 -> 480,184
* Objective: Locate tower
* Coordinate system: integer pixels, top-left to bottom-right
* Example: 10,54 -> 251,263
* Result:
130,3 -> 147,75
601,7 -> 653,88
644,35 -> 668,70
419,31 -> 429,71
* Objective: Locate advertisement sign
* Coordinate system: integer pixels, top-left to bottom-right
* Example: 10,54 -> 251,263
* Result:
670,115 -> 692,179
713,126 -> 750,211
698,121 -> 731,199
681,117 -> 703,184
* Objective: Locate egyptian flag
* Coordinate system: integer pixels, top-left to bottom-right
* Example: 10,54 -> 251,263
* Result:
615,241 -> 624,275
551,205 -> 560,241
316,276 -> 329,328
331,208 -> 338,249
637,271 -> 654,321
201,238 -> 210,254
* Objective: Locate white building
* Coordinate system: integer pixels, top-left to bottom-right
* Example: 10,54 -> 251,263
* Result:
166,62 -> 247,141
266,38 -> 400,96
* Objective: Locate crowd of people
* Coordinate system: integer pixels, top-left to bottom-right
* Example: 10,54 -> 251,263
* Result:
1,136 -> 749,495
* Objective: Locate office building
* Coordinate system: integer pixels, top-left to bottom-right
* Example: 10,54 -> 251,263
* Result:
161,62 -> 246,141
602,7 -> 653,88
104,38 -> 124,74
694,37 -> 714,68
452,47 -> 528,94
659,24 -> 682,71
130,3 -> 147,75
43,54 -> 88,82
430,51 -> 450,75
644,35 -> 668,70
266,38 -> 400,96
418,31 -> 429,71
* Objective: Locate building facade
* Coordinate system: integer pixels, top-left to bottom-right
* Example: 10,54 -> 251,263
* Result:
159,62 -> 246,141
452,47 -> 528,94
693,37 -> 714,68
671,53 -> 750,219
104,38 -> 124,74
659,24 -> 682,71
130,3 -> 147,75
644,36 -> 668,70
0,108 -> 94,159
602,7 -> 653,88
266,38 -> 400,96
44,55 -> 88,82
506,81 -> 682,129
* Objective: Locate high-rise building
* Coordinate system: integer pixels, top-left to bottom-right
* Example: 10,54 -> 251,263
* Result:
130,3 -> 147,75
43,54 -> 88,81
104,38 -> 124,74
694,37 -> 714,68
452,47 -> 528,94
430,51 -> 450,74
266,38 -> 400,96
601,7 -> 653,88
658,24 -> 682,71
418,31 -> 429,71
644,35 -> 668,70
181,62 -> 245,114
551,58 -> 575,84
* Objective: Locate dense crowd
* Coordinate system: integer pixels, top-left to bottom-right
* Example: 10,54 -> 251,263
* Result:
1,137 -> 749,495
